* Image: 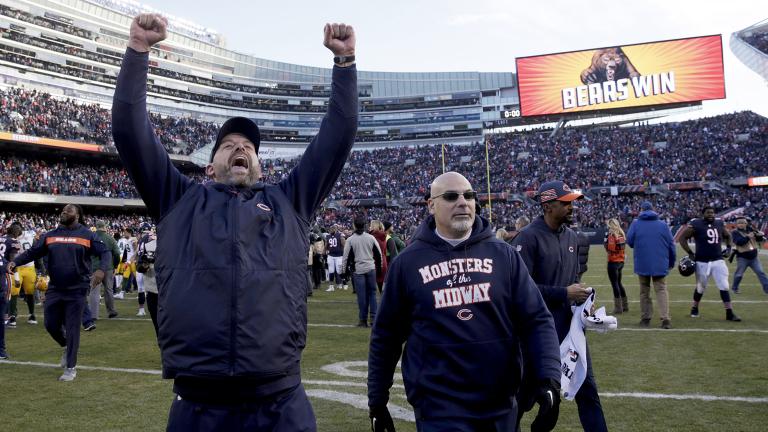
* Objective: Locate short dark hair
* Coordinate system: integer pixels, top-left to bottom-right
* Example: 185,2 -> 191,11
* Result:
702,205 -> 715,214
353,216 -> 366,231
124,227 -> 134,235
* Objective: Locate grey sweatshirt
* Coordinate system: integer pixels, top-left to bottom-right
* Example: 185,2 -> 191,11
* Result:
343,232 -> 382,274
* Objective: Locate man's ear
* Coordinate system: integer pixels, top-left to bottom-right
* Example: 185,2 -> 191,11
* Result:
205,164 -> 215,178
428,198 -> 436,215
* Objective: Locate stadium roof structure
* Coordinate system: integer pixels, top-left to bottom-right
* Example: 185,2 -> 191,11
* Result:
730,18 -> 768,81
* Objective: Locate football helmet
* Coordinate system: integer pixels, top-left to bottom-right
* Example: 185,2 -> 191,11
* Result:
35,275 -> 49,292
678,256 -> 695,277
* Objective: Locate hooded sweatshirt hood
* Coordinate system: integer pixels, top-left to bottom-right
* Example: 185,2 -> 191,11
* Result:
413,214 -> 494,250
638,210 -> 659,221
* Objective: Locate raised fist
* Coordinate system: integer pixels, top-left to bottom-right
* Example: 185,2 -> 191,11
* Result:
129,13 -> 168,53
323,23 -> 355,57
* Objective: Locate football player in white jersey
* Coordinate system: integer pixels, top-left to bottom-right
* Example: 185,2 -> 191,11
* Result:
115,228 -> 138,299
7,223 -> 41,325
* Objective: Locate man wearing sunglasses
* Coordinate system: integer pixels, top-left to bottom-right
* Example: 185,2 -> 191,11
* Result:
368,172 -> 561,432
512,180 -> 608,432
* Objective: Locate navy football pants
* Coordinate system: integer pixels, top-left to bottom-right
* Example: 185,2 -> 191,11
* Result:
44,289 -> 87,368
166,383 -> 316,432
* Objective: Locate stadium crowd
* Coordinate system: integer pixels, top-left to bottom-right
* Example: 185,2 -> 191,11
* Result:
0,156 -> 207,198
0,88 -> 220,155
743,30 -> 768,55
1,108 -> 767,232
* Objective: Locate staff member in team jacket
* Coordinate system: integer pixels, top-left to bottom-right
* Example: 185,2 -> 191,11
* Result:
111,13 -> 357,431
7,204 -> 109,382
512,180 -> 608,432
368,172 -> 561,432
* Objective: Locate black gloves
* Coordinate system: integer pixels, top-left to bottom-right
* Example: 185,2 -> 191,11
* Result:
369,405 -> 396,432
531,379 -> 561,432
722,247 -> 732,258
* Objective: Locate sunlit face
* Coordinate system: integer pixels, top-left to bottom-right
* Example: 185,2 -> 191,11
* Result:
206,133 -> 261,187
703,208 -> 715,223
429,174 -> 476,239
59,205 -> 78,226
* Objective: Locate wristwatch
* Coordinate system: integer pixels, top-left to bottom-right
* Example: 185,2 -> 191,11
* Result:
333,55 -> 355,65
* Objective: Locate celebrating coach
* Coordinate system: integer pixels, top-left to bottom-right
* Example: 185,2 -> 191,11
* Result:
112,14 -> 357,431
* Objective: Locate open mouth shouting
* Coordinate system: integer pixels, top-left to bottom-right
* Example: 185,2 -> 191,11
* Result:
229,153 -> 250,175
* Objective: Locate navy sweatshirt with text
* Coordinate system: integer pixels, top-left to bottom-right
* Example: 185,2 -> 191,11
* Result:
111,47 -> 358,399
12,224 -> 109,291
368,215 -> 560,420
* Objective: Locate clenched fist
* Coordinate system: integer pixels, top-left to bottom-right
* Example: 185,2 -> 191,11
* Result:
129,13 -> 168,53
323,23 -> 355,57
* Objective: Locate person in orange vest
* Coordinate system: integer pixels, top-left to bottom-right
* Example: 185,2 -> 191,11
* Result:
604,218 -> 628,314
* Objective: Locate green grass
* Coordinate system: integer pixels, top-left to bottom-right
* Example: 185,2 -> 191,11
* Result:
2,245 -> 767,431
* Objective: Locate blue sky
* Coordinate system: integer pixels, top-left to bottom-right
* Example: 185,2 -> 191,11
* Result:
142,0 -> 765,117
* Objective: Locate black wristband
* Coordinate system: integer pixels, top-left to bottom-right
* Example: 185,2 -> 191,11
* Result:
333,54 -> 355,65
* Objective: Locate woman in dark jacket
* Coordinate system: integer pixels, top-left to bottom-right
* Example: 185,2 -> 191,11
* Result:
369,220 -> 388,292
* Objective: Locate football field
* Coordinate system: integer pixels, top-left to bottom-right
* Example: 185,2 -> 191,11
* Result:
1,246 -> 767,431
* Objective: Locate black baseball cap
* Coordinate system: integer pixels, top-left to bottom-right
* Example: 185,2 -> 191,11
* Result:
537,180 -> 583,203
210,117 -> 261,162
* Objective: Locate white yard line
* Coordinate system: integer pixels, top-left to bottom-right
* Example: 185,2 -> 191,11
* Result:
9,315 -> 767,331
617,328 -> 768,334
1,361 -> 765,405
0,360 -> 160,374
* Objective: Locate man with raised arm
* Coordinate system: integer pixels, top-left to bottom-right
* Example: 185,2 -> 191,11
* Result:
112,14 -> 357,431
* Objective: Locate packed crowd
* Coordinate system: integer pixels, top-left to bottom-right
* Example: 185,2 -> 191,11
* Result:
3,182 -> 766,247
0,209 -> 148,233
0,156 -> 207,198
743,30 -> 768,55
329,111 -> 768,199
0,88 -> 219,155
314,187 -> 768,236
2,109 -> 767,229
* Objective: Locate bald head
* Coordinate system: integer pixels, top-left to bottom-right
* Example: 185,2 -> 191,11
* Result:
430,172 -> 472,198
428,172 -> 476,239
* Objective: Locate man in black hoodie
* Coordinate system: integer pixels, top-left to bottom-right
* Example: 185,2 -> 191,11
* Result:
368,172 -> 561,432
512,180 -> 607,432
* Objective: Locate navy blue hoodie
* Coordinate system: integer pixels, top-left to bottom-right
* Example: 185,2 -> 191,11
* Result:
112,48 -> 357,398
368,215 -> 560,420
511,215 -> 580,340
12,224 -> 109,291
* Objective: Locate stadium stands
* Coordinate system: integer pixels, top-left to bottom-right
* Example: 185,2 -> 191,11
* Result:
2,108 -> 767,234
0,0 -> 766,240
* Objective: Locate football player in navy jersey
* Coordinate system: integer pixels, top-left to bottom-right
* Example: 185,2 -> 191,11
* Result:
0,231 -> 10,358
325,224 -> 346,292
679,206 -> 740,321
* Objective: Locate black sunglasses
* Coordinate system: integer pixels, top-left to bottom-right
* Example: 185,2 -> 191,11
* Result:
431,190 -> 477,202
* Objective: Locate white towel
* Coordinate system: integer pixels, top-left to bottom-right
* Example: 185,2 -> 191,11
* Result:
560,289 -> 618,400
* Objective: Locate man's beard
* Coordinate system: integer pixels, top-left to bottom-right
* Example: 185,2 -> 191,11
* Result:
60,215 -> 75,225
214,164 -> 260,187
450,219 -> 473,236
